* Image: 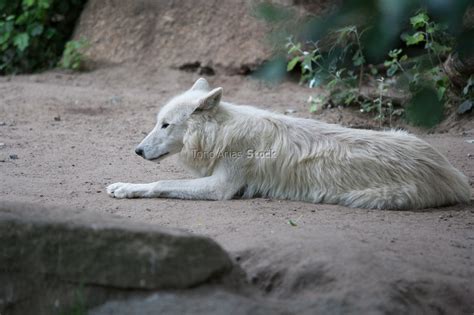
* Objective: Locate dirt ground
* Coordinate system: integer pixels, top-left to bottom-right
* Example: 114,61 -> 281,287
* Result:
0,66 -> 473,313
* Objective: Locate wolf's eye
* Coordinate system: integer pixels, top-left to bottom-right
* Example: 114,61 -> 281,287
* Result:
162,123 -> 169,129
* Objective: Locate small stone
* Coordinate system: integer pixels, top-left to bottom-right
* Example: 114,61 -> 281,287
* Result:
0,121 -> 6,126
9,154 -> 18,160
96,190 -> 101,193
284,109 -> 297,115
0,143 -> 5,149
466,140 -> 474,144
53,115 -> 61,121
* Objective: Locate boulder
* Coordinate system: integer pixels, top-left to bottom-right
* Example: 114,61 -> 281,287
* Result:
0,202 -> 233,314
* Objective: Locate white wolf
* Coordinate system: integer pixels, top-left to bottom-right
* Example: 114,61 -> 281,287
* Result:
107,78 -> 471,209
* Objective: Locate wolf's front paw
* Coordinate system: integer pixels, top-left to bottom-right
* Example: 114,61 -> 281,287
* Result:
107,182 -> 133,199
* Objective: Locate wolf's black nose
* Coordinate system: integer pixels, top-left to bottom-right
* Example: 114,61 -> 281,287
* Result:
135,148 -> 144,157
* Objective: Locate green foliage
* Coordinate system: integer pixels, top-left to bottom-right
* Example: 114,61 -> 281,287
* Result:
0,0 -> 87,74
384,49 -> 407,77
256,0 -> 472,128
402,10 -> 453,61
285,9 -> 458,127
286,29 -> 396,125
58,38 -> 88,70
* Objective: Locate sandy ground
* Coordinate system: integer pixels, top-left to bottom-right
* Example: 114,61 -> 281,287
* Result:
1,66 -> 473,313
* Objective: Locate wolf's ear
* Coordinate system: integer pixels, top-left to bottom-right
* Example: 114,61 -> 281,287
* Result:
190,78 -> 210,91
195,87 -> 223,111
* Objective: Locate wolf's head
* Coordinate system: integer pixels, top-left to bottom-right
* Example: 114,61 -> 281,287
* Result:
135,78 -> 222,161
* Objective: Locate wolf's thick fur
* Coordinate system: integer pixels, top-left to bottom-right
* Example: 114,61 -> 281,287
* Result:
107,78 -> 470,209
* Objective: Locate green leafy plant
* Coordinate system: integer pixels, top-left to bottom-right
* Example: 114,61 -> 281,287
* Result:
395,10 -> 453,111
0,0 -> 87,74
384,49 -> 407,77
285,8 -> 461,128
402,10 -> 452,63
58,38 -> 88,70
286,30 -> 392,124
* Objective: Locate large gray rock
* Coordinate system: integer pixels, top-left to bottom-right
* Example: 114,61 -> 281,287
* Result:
0,202 -> 233,314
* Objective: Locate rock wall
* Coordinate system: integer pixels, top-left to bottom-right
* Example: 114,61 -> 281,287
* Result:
74,0 -> 271,74
73,0 -> 337,74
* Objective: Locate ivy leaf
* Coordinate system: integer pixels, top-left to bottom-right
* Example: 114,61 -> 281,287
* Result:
13,33 -> 29,51
388,49 -> 402,58
287,56 -> 299,71
38,0 -> 51,9
403,32 -> 425,46
0,32 -> 10,45
410,12 -> 429,29
22,0 -> 35,8
436,86 -> 446,100
15,13 -> 30,25
287,43 -> 300,54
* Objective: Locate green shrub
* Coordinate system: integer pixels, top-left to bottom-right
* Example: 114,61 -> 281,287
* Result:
256,1 -> 472,128
0,0 -> 87,74
285,9 -> 456,128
